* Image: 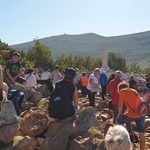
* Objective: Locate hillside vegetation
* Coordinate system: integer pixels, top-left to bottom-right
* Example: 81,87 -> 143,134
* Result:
10,31 -> 150,66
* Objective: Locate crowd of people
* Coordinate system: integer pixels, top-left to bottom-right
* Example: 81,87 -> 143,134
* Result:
0,51 -> 150,150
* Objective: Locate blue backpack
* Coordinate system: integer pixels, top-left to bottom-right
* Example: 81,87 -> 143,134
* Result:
8,89 -> 24,115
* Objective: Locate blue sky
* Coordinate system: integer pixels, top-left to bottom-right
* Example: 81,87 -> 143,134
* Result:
0,0 -> 150,45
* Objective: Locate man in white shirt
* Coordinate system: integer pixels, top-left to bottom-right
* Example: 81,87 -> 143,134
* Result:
25,69 -> 37,88
41,67 -> 52,80
40,67 -> 53,92
52,65 -> 62,86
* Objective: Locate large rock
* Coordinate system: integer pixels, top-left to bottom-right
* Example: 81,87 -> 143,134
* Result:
13,136 -> 37,150
20,108 -> 49,136
75,107 -> 97,137
12,83 -> 34,100
145,118 -> 150,128
42,117 -> 76,150
27,91 -> 42,106
22,101 -> 34,111
0,101 -> 19,143
35,84 -> 50,98
70,136 -> 92,150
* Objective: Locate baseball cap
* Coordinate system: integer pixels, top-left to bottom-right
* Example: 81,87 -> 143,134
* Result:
64,68 -> 76,81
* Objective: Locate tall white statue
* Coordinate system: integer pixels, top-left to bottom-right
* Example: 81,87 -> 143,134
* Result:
101,42 -> 110,73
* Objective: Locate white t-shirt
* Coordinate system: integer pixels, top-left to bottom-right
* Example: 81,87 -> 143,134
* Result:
87,73 -> 98,91
53,70 -> 61,85
25,74 -> 37,88
41,71 -> 51,80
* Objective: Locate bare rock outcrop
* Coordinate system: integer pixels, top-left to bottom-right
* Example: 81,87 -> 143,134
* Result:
0,101 -> 19,143
20,108 -> 49,136
13,135 -> 37,150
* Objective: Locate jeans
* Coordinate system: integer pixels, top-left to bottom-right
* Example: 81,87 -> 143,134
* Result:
113,104 -> 126,124
117,115 -> 145,133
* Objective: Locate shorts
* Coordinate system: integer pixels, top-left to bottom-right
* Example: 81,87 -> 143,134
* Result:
116,115 -> 145,133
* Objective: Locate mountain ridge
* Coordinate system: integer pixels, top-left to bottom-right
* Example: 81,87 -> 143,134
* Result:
10,31 -> 150,67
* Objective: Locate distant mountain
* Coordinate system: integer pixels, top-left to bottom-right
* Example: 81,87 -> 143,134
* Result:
10,31 -> 150,67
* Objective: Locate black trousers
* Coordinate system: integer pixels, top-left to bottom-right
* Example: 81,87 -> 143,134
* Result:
101,85 -> 107,100
37,79 -> 54,93
81,86 -> 87,97
87,89 -> 96,107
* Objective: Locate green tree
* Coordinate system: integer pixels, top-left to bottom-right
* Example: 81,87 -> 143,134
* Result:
26,40 -> 53,69
108,52 -> 126,71
127,62 -> 141,73
0,39 -> 15,64
142,67 -> 150,76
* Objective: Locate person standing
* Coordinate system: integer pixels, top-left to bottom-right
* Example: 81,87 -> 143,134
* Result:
5,52 -> 22,85
87,68 -> 100,107
108,70 -> 123,123
99,69 -> 108,101
33,68 -> 41,80
52,65 -> 62,87
116,82 -> 145,150
80,72 -> 88,97
74,68 -> 81,90
40,67 -> 53,92
129,75 -> 138,91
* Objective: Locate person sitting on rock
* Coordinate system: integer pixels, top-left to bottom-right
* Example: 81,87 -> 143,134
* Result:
55,68 -> 79,117
5,52 -> 22,86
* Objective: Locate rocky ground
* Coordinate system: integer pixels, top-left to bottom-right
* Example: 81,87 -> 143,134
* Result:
0,84 -> 149,150
79,95 -> 150,150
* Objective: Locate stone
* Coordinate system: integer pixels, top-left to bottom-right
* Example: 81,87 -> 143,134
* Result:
145,118 -> 150,128
35,84 -> 50,98
0,101 -> 19,143
27,91 -> 42,106
75,107 -> 97,137
70,136 -> 92,150
43,117 -> 77,150
13,136 -> 37,150
20,108 -> 49,136
22,101 -> 34,111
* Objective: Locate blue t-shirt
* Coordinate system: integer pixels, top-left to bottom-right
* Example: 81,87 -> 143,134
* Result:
100,73 -> 108,86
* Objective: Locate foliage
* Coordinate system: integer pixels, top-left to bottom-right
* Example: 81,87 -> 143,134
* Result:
142,67 -> 150,76
0,39 -> 15,64
127,62 -> 142,73
26,40 -> 53,69
0,40 -> 10,50
21,56 -> 35,69
54,54 -> 102,72
108,52 -> 126,71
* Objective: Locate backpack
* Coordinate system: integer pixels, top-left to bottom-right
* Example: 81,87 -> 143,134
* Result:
49,84 -> 73,119
135,96 -> 148,116
8,89 -> 24,115
127,92 -> 148,116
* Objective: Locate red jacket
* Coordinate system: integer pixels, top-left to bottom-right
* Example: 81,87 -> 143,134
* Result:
108,78 -> 122,105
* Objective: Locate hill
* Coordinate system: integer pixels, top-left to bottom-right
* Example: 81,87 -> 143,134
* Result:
10,31 -> 150,67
